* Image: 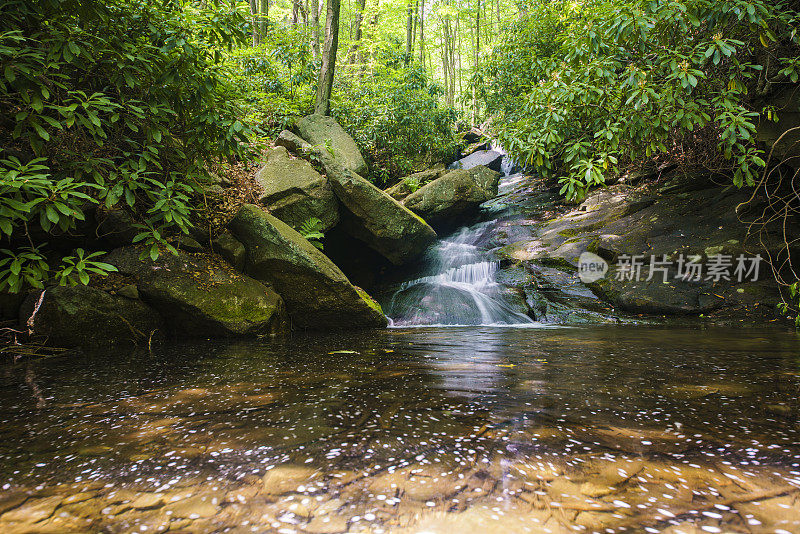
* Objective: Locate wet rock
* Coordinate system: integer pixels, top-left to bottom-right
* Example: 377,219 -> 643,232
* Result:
228,204 -> 387,329
131,493 -> 165,510
164,494 -> 219,519
403,166 -> 501,231
305,514 -> 349,534
450,149 -> 504,173
0,495 -> 62,523
322,162 -> 438,265
212,231 -> 246,271
255,146 -> 339,232
106,247 -> 289,337
296,114 -> 368,175
262,465 -> 321,496
21,285 -> 160,349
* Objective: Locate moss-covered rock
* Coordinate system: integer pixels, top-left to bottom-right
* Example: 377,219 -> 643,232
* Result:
323,162 -> 437,265
228,204 -> 388,329
403,166 -> 501,231
295,114 -> 368,175
384,165 -> 447,201
106,248 -> 289,337
21,285 -> 161,349
255,146 -> 339,232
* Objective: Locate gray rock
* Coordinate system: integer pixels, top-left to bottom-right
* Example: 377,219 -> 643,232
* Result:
403,166 -> 501,230
384,165 -> 448,201
323,162 -> 438,265
296,114 -> 368,175
451,149 -> 504,173
228,204 -> 388,329
21,285 -> 160,349
255,146 -> 339,232
212,231 -> 246,271
106,247 -> 290,337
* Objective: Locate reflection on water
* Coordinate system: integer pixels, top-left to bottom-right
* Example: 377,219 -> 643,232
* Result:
1,326 -> 799,533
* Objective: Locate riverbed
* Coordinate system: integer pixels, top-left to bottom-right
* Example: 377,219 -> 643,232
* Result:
1,326 -> 798,533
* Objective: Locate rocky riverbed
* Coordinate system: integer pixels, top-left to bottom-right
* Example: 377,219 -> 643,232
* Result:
1,327 -> 799,533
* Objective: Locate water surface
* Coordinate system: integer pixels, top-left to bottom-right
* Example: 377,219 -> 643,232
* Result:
1,326 -> 799,533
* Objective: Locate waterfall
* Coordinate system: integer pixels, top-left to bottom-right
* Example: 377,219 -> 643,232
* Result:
384,158 -> 536,327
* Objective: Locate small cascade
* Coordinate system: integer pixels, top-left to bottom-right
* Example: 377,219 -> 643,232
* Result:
384,172 -> 535,326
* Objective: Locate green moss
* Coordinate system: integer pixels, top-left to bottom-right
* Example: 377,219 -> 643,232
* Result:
355,287 -> 384,316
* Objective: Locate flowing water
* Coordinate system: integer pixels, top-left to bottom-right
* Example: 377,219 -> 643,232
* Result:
384,163 -> 537,327
1,326 -> 799,533
384,222 -> 534,326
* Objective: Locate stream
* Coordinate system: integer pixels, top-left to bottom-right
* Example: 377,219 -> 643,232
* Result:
1,327 -> 799,533
2,167 -> 800,533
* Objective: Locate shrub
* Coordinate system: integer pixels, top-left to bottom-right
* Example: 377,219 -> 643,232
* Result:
0,0 -> 254,292
483,0 -> 800,201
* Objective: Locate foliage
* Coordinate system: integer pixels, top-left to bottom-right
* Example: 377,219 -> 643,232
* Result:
333,51 -> 458,183
403,176 -> 422,193
227,24 -> 318,136
299,217 -> 325,250
0,0 -> 254,292
483,0 -> 800,201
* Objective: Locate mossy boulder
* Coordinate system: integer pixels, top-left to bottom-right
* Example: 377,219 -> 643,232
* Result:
403,166 -> 501,231
228,204 -> 388,329
21,285 -> 161,349
211,231 -> 246,271
322,162 -> 437,265
255,146 -> 338,232
384,165 -> 447,201
295,114 -> 368,175
106,247 -> 289,337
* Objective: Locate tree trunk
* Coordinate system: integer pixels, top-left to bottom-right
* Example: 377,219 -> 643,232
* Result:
311,0 -> 321,59
315,0 -> 341,116
474,0 -> 480,123
348,0 -> 367,64
249,0 -> 259,45
259,0 -> 268,40
405,0 -> 413,60
418,0 -> 425,68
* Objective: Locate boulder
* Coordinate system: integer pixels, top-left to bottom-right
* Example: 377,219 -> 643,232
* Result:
228,204 -> 388,329
451,149 -> 504,173
403,166 -> 501,230
384,165 -> 447,201
106,248 -> 289,337
323,162 -> 437,265
212,232 -> 246,271
21,285 -> 160,349
275,130 -> 313,155
295,115 -> 368,175
96,207 -> 138,248
255,146 -> 339,232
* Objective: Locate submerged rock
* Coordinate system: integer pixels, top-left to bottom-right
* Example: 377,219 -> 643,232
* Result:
296,114 -> 368,175
403,166 -> 501,231
106,247 -> 289,337
228,204 -> 388,328
321,162 -> 437,265
255,146 -> 339,232
21,285 -> 160,349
